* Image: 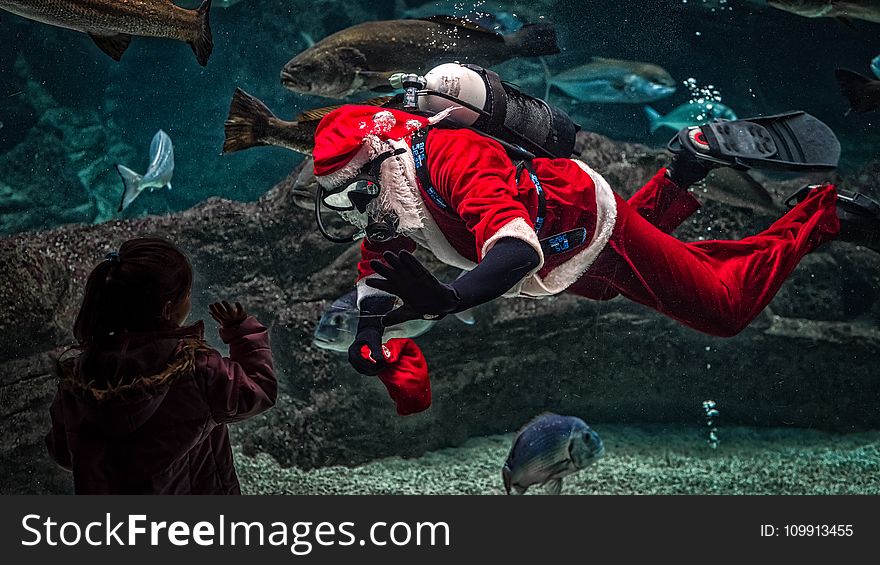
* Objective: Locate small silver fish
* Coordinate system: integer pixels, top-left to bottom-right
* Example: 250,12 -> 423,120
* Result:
314,288 -> 475,352
548,57 -> 676,104
644,101 -> 738,133
116,130 -> 174,212
871,54 -> 880,80
503,413 -> 604,495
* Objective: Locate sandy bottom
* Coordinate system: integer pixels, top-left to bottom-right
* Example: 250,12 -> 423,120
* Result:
236,425 -> 880,495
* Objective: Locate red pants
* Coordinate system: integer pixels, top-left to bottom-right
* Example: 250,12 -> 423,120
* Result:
568,171 -> 841,336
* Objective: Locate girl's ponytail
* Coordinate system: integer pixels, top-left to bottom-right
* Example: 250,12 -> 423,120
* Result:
72,257 -> 118,345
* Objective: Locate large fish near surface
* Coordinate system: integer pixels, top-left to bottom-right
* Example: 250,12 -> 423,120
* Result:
116,130 -> 174,212
502,413 -> 604,495
547,57 -> 677,104
314,288 -> 474,353
222,88 -> 396,155
768,0 -> 880,23
836,69 -> 880,114
0,0 -> 213,65
644,101 -> 738,133
280,16 -> 560,99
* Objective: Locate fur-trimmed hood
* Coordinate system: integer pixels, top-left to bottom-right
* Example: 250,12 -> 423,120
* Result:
56,321 -> 211,437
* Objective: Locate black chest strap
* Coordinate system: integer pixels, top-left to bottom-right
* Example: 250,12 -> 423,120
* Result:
412,128 -> 546,232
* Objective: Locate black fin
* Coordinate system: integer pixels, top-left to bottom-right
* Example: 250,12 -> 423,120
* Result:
190,0 -> 213,67
502,466 -> 512,495
223,88 -> 278,154
294,95 -> 394,122
421,15 -> 503,38
89,33 -> 132,62
835,68 -> 871,113
506,22 -> 560,57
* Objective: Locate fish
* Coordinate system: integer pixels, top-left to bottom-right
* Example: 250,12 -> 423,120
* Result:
767,0 -> 880,23
502,413 -> 604,495
644,101 -> 738,134
397,0 -> 525,34
0,0 -> 214,66
836,69 -> 880,114
280,16 -> 560,99
871,54 -> 880,79
547,57 -> 677,104
222,88 -> 395,155
292,158 -> 319,210
314,288 -> 475,353
115,130 -> 174,212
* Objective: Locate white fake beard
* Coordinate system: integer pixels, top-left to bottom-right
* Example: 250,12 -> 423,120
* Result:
375,138 -> 425,235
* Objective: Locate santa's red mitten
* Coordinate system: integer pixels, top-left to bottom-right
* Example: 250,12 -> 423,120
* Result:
361,338 -> 431,415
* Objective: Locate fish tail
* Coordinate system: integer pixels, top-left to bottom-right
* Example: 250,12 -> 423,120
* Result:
223,88 -> 279,153
190,0 -> 214,67
115,164 -> 143,212
644,106 -> 663,134
507,23 -> 560,57
835,68 -> 870,114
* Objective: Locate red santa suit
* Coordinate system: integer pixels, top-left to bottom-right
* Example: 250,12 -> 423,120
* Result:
313,106 -> 840,337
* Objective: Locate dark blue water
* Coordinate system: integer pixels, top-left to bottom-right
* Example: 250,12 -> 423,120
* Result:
0,0 -> 877,231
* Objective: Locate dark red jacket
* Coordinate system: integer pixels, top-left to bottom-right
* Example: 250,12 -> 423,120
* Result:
45,317 -> 276,495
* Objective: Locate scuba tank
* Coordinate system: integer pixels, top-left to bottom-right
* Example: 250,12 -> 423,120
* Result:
391,62 -> 579,159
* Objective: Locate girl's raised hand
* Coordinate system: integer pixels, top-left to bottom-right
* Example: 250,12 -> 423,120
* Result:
209,300 -> 248,327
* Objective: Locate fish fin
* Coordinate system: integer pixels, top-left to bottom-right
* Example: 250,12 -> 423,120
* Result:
835,68 -> 872,114
453,308 -> 476,325
644,106 -> 663,134
545,478 -> 563,496
506,23 -> 560,57
300,31 -> 315,48
223,88 -> 279,153
294,95 -> 394,122
189,0 -> 214,67
420,15 -> 504,38
115,164 -> 143,212
356,70 -> 398,91
502,465 -> 512,495
89,33 -> 132,62
166,182 -> 172,191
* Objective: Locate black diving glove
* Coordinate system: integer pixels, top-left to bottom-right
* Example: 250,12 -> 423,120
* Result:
347,295 -> 395,376
666,150 -> 718,189
365,250 -> 461,326
366,239 -> 541,327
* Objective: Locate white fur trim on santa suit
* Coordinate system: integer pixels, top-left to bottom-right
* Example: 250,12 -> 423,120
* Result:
385,155 -> 617,299
517,160 -> 617,297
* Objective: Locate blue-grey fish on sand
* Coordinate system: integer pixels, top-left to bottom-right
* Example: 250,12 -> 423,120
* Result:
0,0 -> 214,65
116,130 -> 174,212
314,288 -> 474,353
547,57 -> 676,104
644,101 -> 738,133
502,413 -> 604,495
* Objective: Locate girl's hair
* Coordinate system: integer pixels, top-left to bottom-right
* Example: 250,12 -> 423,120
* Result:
73,237 -> 193,344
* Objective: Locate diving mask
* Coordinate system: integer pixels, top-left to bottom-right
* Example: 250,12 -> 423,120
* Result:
315,148 -> 406,244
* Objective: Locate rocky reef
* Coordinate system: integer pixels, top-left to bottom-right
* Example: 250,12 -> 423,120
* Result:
2,131 -> 879,494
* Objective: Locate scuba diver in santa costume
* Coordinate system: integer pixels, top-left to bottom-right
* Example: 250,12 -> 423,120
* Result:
308,63 -> 880,376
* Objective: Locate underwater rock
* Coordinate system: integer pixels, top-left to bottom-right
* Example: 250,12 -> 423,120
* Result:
3,133 -> 880,493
